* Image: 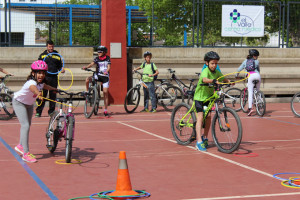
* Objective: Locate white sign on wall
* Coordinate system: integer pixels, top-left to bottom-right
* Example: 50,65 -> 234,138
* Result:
222,5 -> 264,37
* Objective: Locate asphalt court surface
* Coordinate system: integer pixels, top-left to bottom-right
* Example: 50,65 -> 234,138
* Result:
1,103 -> 300,200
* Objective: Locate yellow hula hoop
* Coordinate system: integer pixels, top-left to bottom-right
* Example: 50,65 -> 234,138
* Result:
216,71 -> 250,84
55,159 -> 82,165
281,180 -> 300,189
35,90 -> 43,106
42,97 -> 76,108
58,68 -> 73,91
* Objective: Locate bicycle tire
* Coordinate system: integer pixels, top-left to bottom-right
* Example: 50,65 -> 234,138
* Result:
223,88 -> 242,112
255,91 -> 266,117
46,111 -> 60,153
0,93 -> 14,120
211,107 -> 242,154
161,85 -> 184,112
94,85 -> 100,115
124,87 -> 140,113
84,86 -> 97,118
240,88 -> 249,113
170,102 -> 196,145
291,92 -> 300,117
65,116 -> 74,163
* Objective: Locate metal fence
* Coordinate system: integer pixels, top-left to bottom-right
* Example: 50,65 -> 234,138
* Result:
0,0 -> 299,47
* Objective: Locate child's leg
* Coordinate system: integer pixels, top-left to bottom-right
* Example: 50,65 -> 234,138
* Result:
143,85 -> 149,109
148,82 -> 157,109
247,79 -> 254,109
203,113 -> 211,138
103,87 -> 109,110
196,112 -> 203,143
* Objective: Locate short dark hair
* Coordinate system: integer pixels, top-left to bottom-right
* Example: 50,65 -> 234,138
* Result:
46,40 -> 54,46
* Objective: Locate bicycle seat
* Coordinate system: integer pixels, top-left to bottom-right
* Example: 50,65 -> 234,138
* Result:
156,79 -> 168,83
188,79 -> 196,82
56,98 -> 68,103
186,90 -> 195,96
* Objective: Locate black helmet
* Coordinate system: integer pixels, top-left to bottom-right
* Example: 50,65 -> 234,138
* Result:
249,49 -> 259,57
204,51 -> 220,62
97,45 -> 107,53
143,51 -> 152,58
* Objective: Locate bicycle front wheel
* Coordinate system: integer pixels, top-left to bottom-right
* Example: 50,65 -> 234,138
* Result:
124,87 -> 140,113
291,92 -> 300,117
223,88 -> 242,112
161,86 -> 184,112
255,91 -> 266,117
240,88 -> 249,113
170,103 -> 196,145
212,107 -> 242,154
65,116 -> 74,163
84,86 -> 98,118
46,111 -> 60,153
0,93 -> 14,120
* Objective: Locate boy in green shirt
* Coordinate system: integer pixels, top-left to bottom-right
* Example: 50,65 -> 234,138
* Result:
133,51 -> 159,112
194,51 -> 231,151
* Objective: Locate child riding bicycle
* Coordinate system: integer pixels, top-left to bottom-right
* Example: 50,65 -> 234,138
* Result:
82,45 -> 111,117
236,49 -> 261,116
194,51 -> 232,151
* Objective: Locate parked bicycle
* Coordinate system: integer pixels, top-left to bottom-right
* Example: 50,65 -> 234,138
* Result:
290,91 -> 300,117
82,68 -> 101,118
240,79 -> 266,116
46,90 -> 83,163
0,74 -> 14,120
223,86 -> 242,112
170,83 -> 242,154
124,71 -> 184,113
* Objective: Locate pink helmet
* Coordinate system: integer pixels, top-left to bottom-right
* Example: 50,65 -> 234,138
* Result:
31,60 -> 48,71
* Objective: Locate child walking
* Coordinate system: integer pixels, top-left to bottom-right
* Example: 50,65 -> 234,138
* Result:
133,51 -> 159,113
13,60 -> 59,163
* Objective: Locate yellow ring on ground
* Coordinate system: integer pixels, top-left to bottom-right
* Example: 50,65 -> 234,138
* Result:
217,71 -> 250,84
281,180 -> 300,189
35,90 -> 43,106
58,68 -> 73,91
55,159 -> 82,165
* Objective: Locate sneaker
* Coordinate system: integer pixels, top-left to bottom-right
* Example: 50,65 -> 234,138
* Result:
149,109 -> 157,113
104,111 -> 109,117
35,113 -> 41,118
15,144 -> 24,155
248,108 -> 254,116
140,108 -> 149,112
201,136 -> 208,148
22,152 -> 37,163
196,141 -> 207,151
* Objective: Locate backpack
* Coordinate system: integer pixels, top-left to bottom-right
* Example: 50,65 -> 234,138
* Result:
245,58 -> 256,72
143,62 -> 157,80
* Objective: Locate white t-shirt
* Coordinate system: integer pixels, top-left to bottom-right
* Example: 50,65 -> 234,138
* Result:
14,80 -> 44,105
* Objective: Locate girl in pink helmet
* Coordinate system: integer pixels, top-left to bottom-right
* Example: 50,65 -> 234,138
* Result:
13,60 -> 59,163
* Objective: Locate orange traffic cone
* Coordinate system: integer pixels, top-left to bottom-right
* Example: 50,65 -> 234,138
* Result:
109,151 -> 139,196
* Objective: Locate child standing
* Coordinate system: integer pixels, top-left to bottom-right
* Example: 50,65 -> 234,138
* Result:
13,60 -> 58,163
194,51 -> 232,151
236,49 -> 261,116
133,51 -> 159,113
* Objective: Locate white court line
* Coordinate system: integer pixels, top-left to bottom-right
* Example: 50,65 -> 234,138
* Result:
183,192 -> 300,200
118,122 -> 275,179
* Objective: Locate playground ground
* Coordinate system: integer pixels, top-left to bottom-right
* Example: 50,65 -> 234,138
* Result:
1,103 -> 300,200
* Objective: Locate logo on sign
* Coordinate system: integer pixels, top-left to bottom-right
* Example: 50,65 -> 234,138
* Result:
227,9 -> 256,35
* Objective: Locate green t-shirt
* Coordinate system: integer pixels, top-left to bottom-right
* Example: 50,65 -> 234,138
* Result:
194,67 -> 224,102
140,62 -> 157,82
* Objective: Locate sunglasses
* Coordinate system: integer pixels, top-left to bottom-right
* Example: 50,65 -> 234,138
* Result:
98,51 -> 104,53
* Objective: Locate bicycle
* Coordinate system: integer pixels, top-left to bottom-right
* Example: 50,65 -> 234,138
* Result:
223,86 -> 242,112
124,71 -> 184,113
0,74 -> 14,120
46,90 -> 83,163
290,91 -> 300,117
170,83 -> 243,154
240,79 -> 266,116
82,68 -> 101,118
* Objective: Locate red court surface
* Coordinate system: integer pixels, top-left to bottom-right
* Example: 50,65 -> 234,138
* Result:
1,103 -> 300,200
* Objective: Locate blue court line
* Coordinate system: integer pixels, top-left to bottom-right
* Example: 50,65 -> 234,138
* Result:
258,116 -> 300,126
0,136 -> 58,200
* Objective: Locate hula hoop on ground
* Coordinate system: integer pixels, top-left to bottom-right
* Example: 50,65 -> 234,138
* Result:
58,68 -> 73,91
281,180 -> 300,189
288,177 -> 300,187
233,152 -> 258,157
217,71 -> 250,84
273,172 -> 300,181
55,159 -> 82,165
43,52 -> 65,75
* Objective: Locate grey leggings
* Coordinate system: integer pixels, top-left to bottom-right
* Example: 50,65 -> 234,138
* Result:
12,98 -> 33,153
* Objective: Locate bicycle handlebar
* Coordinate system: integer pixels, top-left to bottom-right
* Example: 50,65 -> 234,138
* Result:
167,68 -> 175,73
58,90 -> 84,97
133,70 -> 150,76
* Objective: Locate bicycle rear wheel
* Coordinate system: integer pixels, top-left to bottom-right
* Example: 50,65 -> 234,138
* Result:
161,86 -> 184,112
0,93 -> 14,120
255,91 -> 266,117
46,111 -> 60,153
84,86 -> 97,118
212,107 -> 242,154
170,103 -> 196,145
223,88 -> 242,112
291,92 -> 300,117
240,88 -> 249,113
65,116 -> 74,163
124,87 -> 140,113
